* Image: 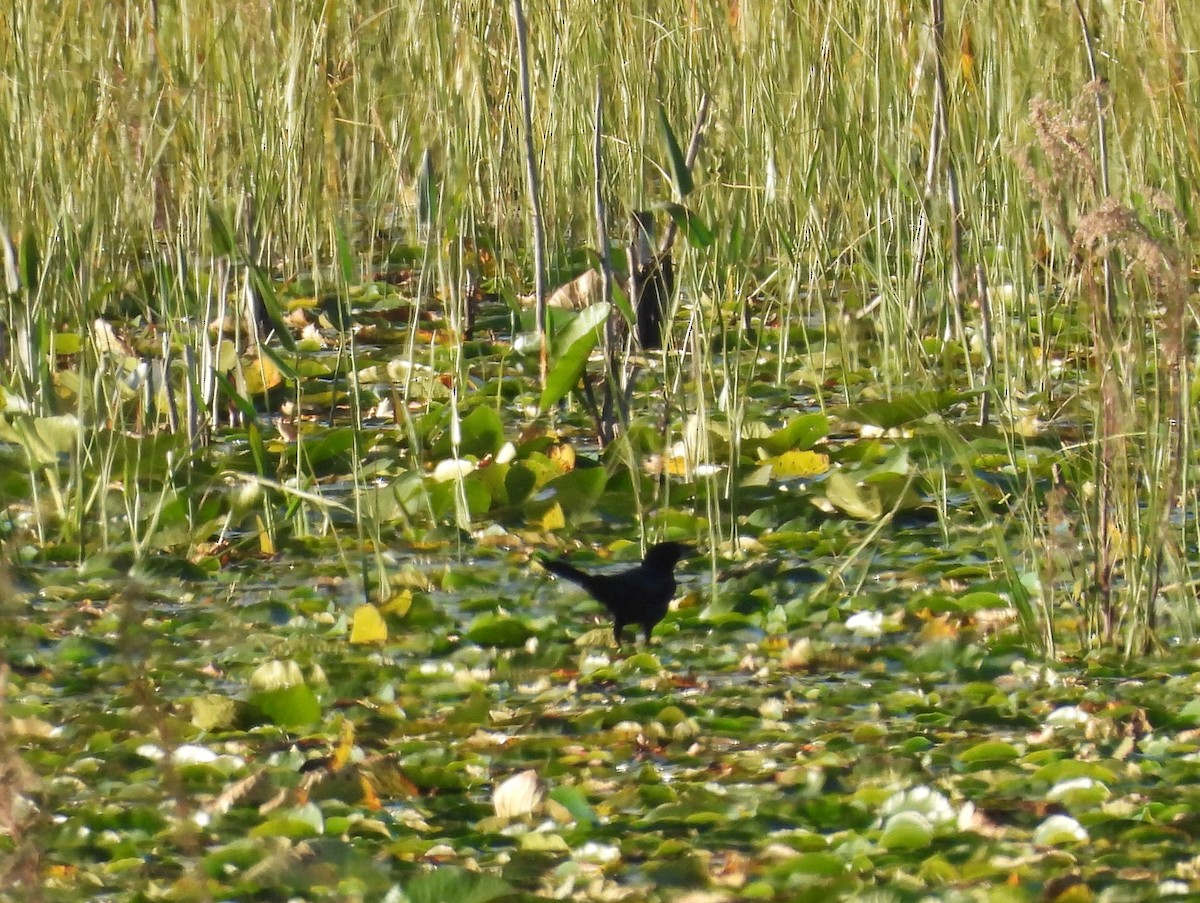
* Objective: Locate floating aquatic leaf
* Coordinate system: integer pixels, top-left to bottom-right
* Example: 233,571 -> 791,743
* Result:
405,867 -> 513,903
763,449 -> 830,479
249,684 -> 321,729
349,603 -> 388,644
958,740 -> 1021,765
880,811 -> 934,849
466,613 -> 534,648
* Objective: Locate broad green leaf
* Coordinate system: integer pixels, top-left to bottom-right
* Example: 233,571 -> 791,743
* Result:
539,302 -> 610,411
519,832 -> 569,852
785,851 -> 846,877
532,500 -> 565,531
1177,698 -> 1200,726
550,300 -> 611,357
303,426 -> 358,464
427,472 -> 491,521
958,740 -> 1021,764
540,466 -> 606,513
842,390 -> 979,429
250,804 -> 324,839
466,613 -> 534,648
548,786 -> 599,826
405,867 -> 513,903
1031,759 -> 1118,785
52,332 -> 83,356
880,812 -> 934,850
504,462 -> 537,505
867,470 -> 923,512
956,591 -> 1008,612
824,471 -> 882,520
759,413 -> 831,455
0,414 -> 81,463
461,472 -> 494,515
250,684 -> 321,728
446,692 -> 490,726
458,405 -> 504,458
472,460 -> 511,505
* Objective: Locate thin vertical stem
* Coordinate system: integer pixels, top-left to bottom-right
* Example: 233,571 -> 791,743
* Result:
511,0 -> 547,385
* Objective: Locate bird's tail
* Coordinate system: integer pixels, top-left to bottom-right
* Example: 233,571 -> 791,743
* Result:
539,556 -> 592,588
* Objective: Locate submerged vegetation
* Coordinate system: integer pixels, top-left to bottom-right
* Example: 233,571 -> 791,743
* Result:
2,1 -> 1200,899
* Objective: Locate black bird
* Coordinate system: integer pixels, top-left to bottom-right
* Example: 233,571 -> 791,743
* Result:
540,542 -> 692,645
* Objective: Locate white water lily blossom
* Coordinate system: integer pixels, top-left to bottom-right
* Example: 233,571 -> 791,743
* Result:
1045,706 -> 1092,727
1034,814 -> 1088,845
880,786 -> 958,828
845,610 -> 884,637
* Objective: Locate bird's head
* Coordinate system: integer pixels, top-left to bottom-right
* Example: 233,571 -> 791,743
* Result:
644,541 -> 693,569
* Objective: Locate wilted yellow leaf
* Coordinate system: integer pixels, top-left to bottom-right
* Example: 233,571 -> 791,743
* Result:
539,502 -> 565,531
381,589 -> 413,617
191,696 -> 238,732
960,25 -> 976,91
242,353 -> 283,394
663,455 -> 689,476
918,615 -> 958,644
359,773 -> 382,810
765,450 -> 830,479
544,268 -> 605,310
255,515 -> 276,555
350,603 -> 388,645
549,442 -> 576,471
332,718 -> 355,771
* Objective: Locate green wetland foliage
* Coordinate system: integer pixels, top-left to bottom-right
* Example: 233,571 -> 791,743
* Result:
2,1 -> 1200,899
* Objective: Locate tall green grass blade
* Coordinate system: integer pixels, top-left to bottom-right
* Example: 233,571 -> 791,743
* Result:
247,265 -> 296,351
658,106 -> 693,198
656,202 -> 713,249
18,231 -> 38,290
418,148 -> 437,232
335,223 -> 355,286
206,205 -> 237,257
